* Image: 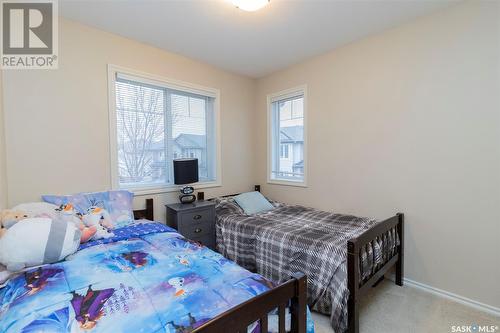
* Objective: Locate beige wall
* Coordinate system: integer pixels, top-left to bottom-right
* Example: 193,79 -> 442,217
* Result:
255,1 -> 500,309
2,18 -> 256,220
0,70 -> 7,209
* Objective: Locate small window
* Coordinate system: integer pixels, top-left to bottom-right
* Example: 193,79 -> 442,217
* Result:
109,67 -> 219,192
268,87 -> 306,185
280,144 -> 289,159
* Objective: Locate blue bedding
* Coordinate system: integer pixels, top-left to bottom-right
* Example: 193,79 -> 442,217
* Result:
0,222 -> 314,333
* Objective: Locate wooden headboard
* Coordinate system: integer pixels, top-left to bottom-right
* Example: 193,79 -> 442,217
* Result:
212,185 -> 261,199
134,186 -> 260,219
133,198 -> 154,221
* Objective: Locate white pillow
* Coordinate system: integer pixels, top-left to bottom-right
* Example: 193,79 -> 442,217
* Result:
0,217 -> 80,271
12,202 -> 59,219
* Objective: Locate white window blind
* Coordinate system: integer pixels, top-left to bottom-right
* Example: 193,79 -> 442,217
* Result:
113,73 -> 216,190
270,91 -> 305,183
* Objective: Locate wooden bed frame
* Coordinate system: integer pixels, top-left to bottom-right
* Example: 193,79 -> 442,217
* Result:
347,213 -> 404,333
133,186 -> 404,333
133,198 -> 154,221
133,198 -> 308,333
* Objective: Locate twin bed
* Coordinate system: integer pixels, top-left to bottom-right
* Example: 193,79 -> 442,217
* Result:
0,188 -> 403,333
212,186 -> 404,333
0,200 -> 312,333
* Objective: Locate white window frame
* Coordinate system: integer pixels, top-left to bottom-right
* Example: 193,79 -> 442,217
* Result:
107,64 -> 222,195
267,85 -> 307,187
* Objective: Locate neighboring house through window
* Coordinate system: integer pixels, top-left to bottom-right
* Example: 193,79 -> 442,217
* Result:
108,66 -> 220,193
280,144 -> 289,159
268,86 -> 306,185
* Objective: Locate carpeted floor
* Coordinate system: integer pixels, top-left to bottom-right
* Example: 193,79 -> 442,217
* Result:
312,279 -> 500,333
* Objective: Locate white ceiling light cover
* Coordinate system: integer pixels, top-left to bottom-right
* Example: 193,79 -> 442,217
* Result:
232,0 -> 269,12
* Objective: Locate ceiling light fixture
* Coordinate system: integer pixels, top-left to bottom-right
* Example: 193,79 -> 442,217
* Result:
232,0 -> 270,12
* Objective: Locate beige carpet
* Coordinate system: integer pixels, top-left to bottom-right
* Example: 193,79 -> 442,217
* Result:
312,279 -> 500,333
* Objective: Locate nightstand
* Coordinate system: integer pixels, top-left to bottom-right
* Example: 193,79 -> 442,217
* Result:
165,201 -> 216,250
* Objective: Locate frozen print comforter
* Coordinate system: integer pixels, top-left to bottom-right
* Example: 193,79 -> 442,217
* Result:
0,222 -> 314,333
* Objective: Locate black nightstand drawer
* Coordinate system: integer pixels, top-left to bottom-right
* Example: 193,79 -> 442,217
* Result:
180,222 -> 213,239
180,208 -> 213,225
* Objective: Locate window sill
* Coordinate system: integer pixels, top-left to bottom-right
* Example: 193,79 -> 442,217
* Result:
267,179 -> 307,188
122,181 -> 222,196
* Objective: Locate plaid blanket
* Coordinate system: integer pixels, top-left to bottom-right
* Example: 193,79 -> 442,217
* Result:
215,197 -> 399,333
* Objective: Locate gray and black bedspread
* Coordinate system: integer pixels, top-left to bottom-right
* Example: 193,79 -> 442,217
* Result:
215,198 -> 399,333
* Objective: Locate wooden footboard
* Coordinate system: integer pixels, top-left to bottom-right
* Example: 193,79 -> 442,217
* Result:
194,273 -> 308,333
347,213 -> 404,333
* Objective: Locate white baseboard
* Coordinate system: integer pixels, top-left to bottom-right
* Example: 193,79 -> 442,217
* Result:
387,275 -> 500,318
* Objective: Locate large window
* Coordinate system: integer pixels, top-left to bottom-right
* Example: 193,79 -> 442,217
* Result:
268,87 -> 306,185
109,67 -> 219,192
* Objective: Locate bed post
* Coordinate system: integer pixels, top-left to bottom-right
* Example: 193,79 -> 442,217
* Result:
141,198 -> 154,221
347,241 -> 360,333
395,213 -> 404,286
133,198 -> 154,221
290,272 -> 307,333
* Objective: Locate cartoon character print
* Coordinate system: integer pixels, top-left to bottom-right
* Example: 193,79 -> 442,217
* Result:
0,267 -> 63,311
56,203 -> 82,225
164,273 -> 204,299
25,267 -> 64,295
87,207 -> 113,229
176,255 -> 190,267
18,306 -> 72,332
82,200 -> 114,239
86,199 -> 113,229
168,277 -> 186,298
94,250 -> 155,273
122,251 -> 148,268
55,203 -> 76,215
167,237 -> 203,252
70,285 -> 115,330
165,313 -> 209,333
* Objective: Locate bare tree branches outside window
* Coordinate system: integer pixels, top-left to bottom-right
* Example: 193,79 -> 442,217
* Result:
114,77 -> 216,188
116,81 -> 165,184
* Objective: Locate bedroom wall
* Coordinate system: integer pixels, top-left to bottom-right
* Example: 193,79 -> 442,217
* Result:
0,70 -> 7,209
255,0 -> 500,310
1,18 -> 256,220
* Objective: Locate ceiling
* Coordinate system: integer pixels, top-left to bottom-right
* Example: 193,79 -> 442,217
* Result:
60,0 -> 456,78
